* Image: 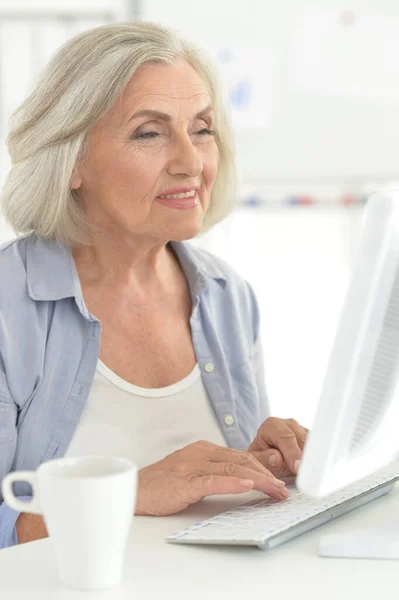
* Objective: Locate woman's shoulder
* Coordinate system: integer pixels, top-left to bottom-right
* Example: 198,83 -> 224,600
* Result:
0,233 -> 76,305
0,234 -> 30,293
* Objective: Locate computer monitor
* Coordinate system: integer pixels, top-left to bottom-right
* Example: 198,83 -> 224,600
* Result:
296,191 -> 399,559
297,190 -> 399,498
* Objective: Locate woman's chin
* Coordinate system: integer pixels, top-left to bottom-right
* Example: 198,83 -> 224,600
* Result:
169,224 -> 203,242
166,214 -> 205,241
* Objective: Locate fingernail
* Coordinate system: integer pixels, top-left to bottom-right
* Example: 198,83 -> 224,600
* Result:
273,479 -> 286,487
294,459 -> 301,473
281,487 -> 289,499
268,453 -> 278,467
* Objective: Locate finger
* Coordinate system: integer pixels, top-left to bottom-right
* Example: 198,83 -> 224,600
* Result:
198,461 -> 289,501
250,449 -> 293,478
200,458 -> 283,484
202,445 -> 280,478
190,473 -> 289,502
191,475 -> 256,499
262,419 -> 303,474
288,422 -> 309,451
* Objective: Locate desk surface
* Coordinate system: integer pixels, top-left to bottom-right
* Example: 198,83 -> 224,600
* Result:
1,484 -> 398,600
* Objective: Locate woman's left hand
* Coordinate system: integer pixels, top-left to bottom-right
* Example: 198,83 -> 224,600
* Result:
248,417 -> 309,477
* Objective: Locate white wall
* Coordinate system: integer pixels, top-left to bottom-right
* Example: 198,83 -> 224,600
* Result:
192,206 -> 364,427
143,0 -> 399,183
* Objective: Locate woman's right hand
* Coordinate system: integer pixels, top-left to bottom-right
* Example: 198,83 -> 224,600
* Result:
135,440 -> 289,516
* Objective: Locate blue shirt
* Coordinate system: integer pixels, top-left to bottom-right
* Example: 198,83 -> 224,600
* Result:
0,234 -> 269,549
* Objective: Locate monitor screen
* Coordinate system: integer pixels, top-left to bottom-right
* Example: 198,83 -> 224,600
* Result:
297,191 -> 399,497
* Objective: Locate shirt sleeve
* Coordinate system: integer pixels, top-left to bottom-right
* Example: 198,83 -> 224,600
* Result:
245,280 -> 271,424
251,332 -> 271,423
0,497 -> 32,549
0,352 -> 21,549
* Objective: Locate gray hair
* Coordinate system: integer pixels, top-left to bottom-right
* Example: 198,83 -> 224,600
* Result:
0,21 -> 238,246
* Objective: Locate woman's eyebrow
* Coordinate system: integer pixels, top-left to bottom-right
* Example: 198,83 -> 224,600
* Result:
128,104 -> 213,123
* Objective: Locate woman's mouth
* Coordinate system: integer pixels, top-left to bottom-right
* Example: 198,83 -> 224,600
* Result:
155,189 -> 199,210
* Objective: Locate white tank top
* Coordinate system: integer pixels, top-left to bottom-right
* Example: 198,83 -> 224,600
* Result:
65,360 -> 227,468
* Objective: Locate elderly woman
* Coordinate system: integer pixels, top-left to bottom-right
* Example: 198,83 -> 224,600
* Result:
0,22 -> 307,549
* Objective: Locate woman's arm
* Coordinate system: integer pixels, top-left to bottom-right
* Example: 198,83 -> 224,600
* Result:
15,513 -> 48,544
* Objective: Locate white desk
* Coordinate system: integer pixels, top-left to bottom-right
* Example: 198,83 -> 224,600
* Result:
1,485 -> 398,600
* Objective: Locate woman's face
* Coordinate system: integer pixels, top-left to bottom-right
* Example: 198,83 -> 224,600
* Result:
72,60 -> 219,244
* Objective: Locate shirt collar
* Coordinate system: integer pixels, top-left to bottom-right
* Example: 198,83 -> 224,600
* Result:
26,235 -> 227,307
170,240 -> 227,295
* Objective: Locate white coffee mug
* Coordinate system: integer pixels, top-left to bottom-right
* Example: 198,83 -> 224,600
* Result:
2,455 -> 137,591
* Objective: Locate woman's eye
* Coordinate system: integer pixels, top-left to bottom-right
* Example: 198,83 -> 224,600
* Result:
196,128 -> 215,136
133,128 -> 215,140
135,131 -> 159,139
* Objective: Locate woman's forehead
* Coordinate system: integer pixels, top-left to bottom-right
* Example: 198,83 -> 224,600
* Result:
121,62 -> 211,111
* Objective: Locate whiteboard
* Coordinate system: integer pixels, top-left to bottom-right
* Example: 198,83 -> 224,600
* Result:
143,0 -> 399,184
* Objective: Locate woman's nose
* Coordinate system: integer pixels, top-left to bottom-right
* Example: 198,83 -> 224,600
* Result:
167,136 -> 203,178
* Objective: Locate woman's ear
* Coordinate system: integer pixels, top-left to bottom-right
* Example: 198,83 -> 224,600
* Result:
70,168 -> 82,190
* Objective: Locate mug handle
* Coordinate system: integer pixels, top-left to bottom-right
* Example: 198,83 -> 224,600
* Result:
2,472 -> 42,514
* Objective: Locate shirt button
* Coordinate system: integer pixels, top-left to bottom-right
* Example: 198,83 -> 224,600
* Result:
204,362 -> 214,373
224,415 -> 234,426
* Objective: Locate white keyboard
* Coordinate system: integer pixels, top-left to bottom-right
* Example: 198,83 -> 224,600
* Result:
166,465 -> 399,550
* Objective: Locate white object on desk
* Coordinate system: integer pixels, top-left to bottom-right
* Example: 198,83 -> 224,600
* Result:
1,455 -> 137,591
319,526 -> 399,560
298,193 -> 399,500
166,464 -> 399,549
295,192 -> 399,560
